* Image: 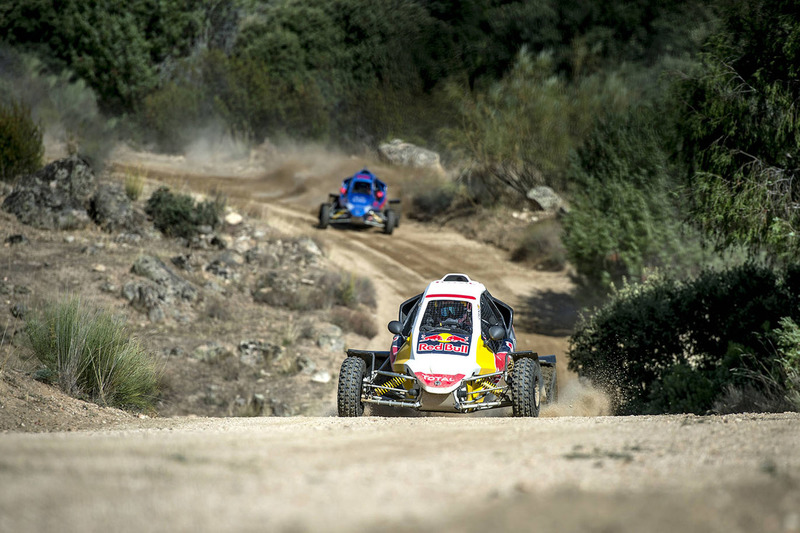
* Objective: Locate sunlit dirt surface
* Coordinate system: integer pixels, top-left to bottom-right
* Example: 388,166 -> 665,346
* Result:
1,413 -> 798,532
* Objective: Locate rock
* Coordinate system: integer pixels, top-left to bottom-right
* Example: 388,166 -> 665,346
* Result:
4,234 -> 28,246
122,281 -> 166,322
192,342 -> 231,362
316,324 -> 345,353
100,282 -> 118,293
238,340 -> 285,366
378,139 -> 445,174
1,155 -> 96,230
205,251 -> 244,281
224,212 -> 243,225
526,186 -> 565,212
311,371 -> 332,384
130,255 -> 198,303
170,254 -> 194,272
89,182 -> 144,233
10,303 -> 27,319
124,255 -> 198,322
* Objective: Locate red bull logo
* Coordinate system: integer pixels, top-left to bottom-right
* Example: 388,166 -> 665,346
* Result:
417,333 -> 471,354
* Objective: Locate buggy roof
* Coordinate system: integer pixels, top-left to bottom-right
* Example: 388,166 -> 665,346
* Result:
421,273 -> 486,302
342,168 -> 386,190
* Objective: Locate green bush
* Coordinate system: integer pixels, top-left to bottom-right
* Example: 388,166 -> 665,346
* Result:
776,317 -> 800,409
561,108 -> 697,292
568,264 -> 800,414
0,100 -> 43,182
145,186 -> 225,239
25,297 -> 160,412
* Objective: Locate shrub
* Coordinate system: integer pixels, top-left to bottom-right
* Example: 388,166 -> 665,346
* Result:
568,264 -> 800,414
0,100 -> 43,182
330,307 -> 378,339
510,218 -> 566,270
561,109 -> 697,292
25,297 -> 160,412
776,317 -> 800,409
404,175 -> 466,221
145,186 -> 225,239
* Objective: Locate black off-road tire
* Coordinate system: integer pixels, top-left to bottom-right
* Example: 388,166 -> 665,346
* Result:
318,203 -> 331,229
510,357 -> 542,417
383,209 -> 396,235
542,366 -> 558,405
337,357 -> 366,417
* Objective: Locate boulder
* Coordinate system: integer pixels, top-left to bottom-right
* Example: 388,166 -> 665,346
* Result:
90,182 -> 144,233
377,139 -> 444,174
130,255 -> 198,303
123,255 -> 198,321
526,185 -> 566,212
1,155 -> 96,230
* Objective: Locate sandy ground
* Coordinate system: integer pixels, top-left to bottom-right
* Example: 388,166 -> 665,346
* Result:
1,145 -> 798,532
0,413 -> 798,532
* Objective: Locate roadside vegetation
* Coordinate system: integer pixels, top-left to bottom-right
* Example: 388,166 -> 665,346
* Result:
0,99 -> 43,182
24,297 -> 160,412
145,186 -> 226,240
2,0 -> 798,414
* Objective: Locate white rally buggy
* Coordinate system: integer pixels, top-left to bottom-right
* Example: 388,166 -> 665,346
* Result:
337,273 -> 557,417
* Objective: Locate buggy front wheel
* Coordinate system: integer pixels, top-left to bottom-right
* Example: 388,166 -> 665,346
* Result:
383,209 -> 396,235
337,357 -> 366,416
510,357 -> 542,417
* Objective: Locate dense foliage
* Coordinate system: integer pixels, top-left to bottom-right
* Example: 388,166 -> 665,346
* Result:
569,264 -> 800,414
561,109 -> 683,289
0,99 -> 43,182
144,186 -> 224,239
677,0 -> 800,261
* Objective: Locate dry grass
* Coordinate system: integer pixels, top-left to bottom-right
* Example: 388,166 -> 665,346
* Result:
124,166 -> 147,200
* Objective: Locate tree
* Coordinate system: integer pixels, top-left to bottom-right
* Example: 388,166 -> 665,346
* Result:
678,0 -> 800,261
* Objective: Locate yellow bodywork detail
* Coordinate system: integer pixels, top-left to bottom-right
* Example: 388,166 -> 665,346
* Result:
476,337 -> 496,375
392,340 -> 412,373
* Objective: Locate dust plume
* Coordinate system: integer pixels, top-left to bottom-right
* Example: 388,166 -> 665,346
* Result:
542,377 -> 611,417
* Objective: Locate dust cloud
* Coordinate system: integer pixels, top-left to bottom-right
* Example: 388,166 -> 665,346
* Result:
542,378 -> 612,417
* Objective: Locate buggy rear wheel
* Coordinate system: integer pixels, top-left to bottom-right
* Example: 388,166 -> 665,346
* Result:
338,357 -> 366,417
542,366 -> 558,405
318,203 -> 331,229
510,357 -> 542,417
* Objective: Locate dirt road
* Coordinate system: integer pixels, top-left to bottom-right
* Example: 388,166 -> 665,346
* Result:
1,414 -> 798,532
119,146 -> 579,398
2,147 -> 797,532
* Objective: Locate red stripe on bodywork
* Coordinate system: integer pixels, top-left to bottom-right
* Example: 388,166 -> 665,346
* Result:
425,294 -> 476,300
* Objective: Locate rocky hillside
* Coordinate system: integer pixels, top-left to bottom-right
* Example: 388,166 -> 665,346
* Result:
1,155 -> 373,430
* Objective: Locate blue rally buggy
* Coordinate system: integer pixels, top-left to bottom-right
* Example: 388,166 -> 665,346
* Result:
318,169 -> 401,234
